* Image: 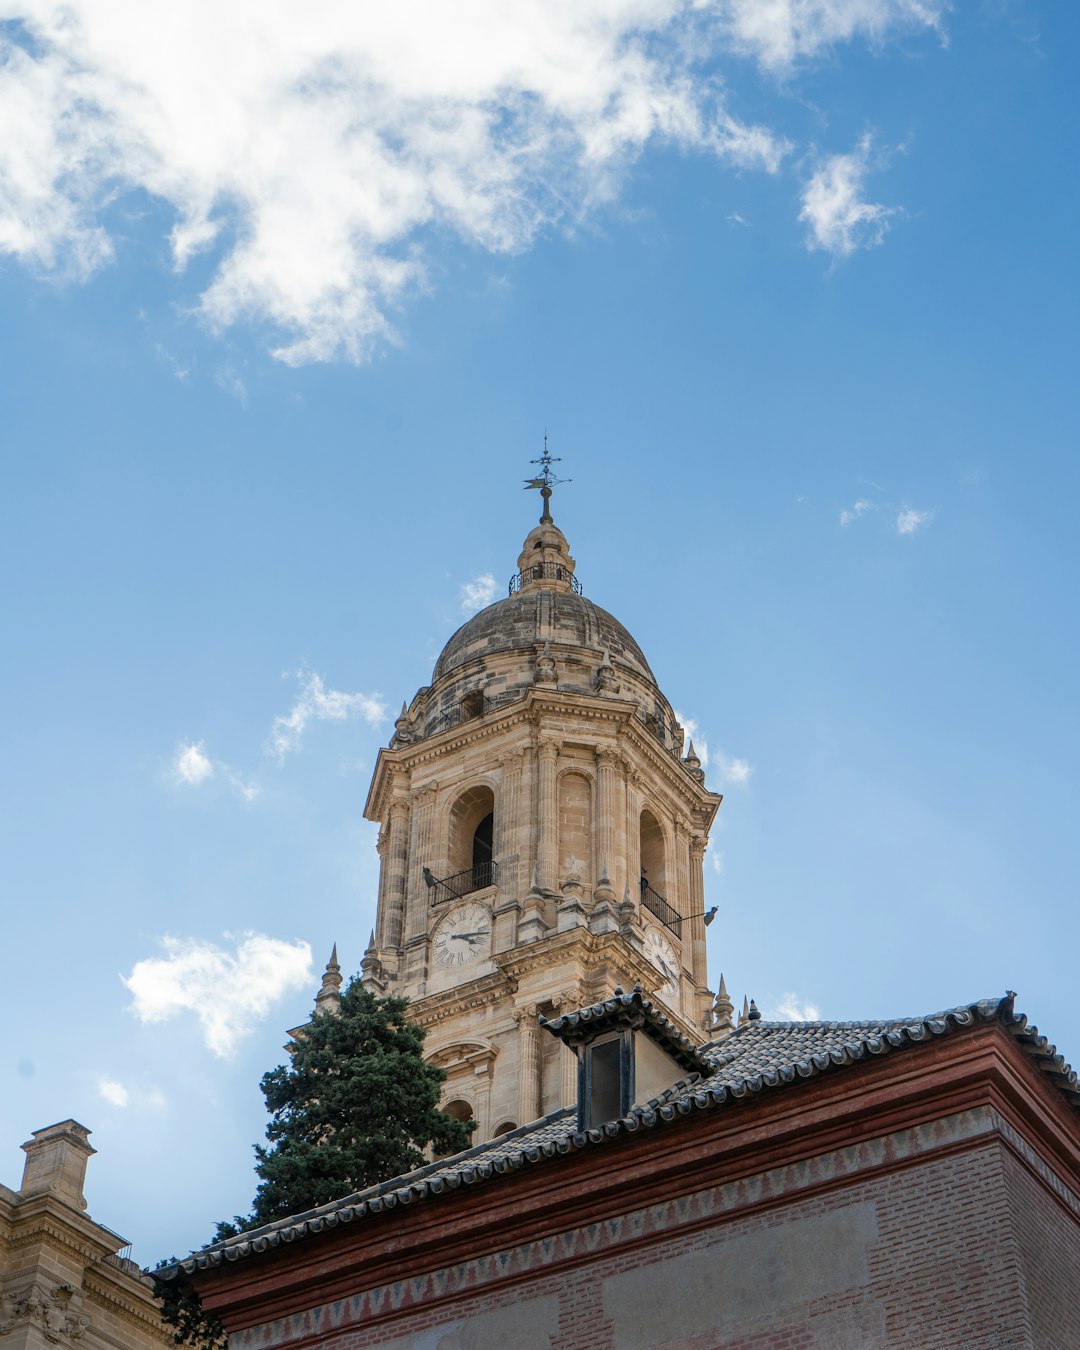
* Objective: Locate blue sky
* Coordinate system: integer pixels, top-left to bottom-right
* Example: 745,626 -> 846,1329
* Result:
1,0 -> 1077,1266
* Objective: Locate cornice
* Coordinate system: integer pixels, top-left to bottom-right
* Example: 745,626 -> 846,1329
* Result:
409,971 -> 516,1028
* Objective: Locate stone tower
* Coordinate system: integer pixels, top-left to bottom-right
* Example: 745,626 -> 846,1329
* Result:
360,493 -> 722,1141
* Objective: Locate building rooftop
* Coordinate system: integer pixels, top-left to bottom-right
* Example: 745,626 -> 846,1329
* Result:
160,991 -> 1079,1280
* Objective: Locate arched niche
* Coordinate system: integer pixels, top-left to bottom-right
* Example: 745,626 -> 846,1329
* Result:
558,770 -> 593,883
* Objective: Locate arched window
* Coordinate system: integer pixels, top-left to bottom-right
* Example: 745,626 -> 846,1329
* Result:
639,808 -> 666,899
448,785 -> 496,892
472,811 -> 494,887
444,1098 -> 474,1124
492,1121 -> 517,1138
436,1099 -> 476,1158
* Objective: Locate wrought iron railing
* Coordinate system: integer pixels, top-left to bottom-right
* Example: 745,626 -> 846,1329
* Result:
640,880 -> 683,935
426,860 -> 497,907
508,564 -> 582,595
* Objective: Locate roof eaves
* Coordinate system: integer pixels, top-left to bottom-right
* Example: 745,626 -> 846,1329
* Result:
157,994 -> 1078,1281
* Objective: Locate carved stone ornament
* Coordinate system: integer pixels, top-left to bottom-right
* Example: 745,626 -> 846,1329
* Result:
689,833 -> 707,861
0,1284 -> 90,1343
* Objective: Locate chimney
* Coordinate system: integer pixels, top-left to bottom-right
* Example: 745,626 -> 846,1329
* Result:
20,1120 -> 96,1209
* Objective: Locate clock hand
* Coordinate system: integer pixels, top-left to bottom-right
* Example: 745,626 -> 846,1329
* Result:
658,958 -> 678,983
452,929 -> 491,939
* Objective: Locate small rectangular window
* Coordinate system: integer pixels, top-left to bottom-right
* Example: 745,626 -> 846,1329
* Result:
588,1037 -> 622,1127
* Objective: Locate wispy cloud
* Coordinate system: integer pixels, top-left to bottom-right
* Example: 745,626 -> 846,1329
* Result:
715,752 -> 752,785
97,1077 -> 128,1108
839,497 -> 874,526
711,850 -> 725,876
172,741 -> 259,800
270,671 -> 387,761
96,1077 -> 167,1111
719,0 -> 946,70
123,933 -> 313,1058
459,573 -> 497,615
174,742 -> 213,786
0,4 -> 942,363
800,134 -> 898,257
767,993 -> 822,1021
896,506 -> 932,535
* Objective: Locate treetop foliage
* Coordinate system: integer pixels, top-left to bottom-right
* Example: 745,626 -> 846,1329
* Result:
155,977 -> 472,1347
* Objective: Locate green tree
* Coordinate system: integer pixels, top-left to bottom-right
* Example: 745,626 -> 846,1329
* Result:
155,978 -> 472,1346
242,978 -> 472,1225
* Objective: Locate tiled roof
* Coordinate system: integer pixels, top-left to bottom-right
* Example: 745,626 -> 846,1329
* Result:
540,988 -> 712,1075
159,993 -> 1078,1280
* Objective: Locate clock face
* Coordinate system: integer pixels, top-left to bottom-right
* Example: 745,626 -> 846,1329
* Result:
432,902 -> 492,970
643,927 -> 680,1000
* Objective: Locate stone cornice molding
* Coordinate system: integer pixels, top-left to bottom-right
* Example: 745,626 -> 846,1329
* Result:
409,971 -> 516,1028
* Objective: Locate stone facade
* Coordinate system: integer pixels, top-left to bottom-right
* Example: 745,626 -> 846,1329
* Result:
360,509 -> 722,1140
0,1121 -> 170,1350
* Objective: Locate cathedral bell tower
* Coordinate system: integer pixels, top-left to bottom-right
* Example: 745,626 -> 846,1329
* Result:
361,464 -> 722,1141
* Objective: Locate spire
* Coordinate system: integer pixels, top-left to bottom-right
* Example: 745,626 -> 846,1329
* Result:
748,998 -> 761,1022
314,944 -> 343,1017
513,441 -> 579,596
683,740 -> 705,784
738,994 -> 750,1028
713,973 -> 734,1032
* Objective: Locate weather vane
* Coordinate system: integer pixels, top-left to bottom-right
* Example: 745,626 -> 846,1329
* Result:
523,434 -> 571,523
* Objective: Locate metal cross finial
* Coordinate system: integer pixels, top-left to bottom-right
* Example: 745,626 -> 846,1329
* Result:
523,434 -> 571,523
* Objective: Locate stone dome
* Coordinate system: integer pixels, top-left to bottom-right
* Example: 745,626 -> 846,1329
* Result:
432,589 -> 655,684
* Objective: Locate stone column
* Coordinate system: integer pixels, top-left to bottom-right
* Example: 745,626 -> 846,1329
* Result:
536,737 -> 560,892
494,749 -> 525,952
406,784 -> 438,940
374,826 -> 391,948
625,769 -> 642,915
497,749 -> 525,897
594,747 -> 619,893
514,1005 -> 543,1125
384,792 -> 411,949
553,984 -> 586,1109
687,833 -> 711,1027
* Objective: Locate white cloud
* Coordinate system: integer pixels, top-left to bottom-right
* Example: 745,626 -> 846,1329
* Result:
769,993 -> 822,1021
270,671 -> 387,760
0,3 -> 941,362
896,506 -> 932,535
97,1077 -> 128,1108
123,933 -> 313,1058
710,850 -> 725,876
172,740 -> 259,799
459,573 -> 497,615
839,497 -> 874,526
719,0 -> 945,71
174,741 -> 213,785
800,134 -> 898,256
716,753 -> 752,785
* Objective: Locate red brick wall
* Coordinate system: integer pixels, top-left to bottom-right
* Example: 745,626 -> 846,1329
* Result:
234,1115 -> 1080,1350
1004,1146 -> 1080,1348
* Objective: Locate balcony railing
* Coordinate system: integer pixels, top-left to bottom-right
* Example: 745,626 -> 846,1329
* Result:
640,880 -> 683,935
425,860 -> 497,908
508,564 -> 582,595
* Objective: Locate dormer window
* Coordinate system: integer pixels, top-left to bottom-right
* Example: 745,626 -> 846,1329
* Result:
582,1031 -> 631,1128
539,989 -> 712,1133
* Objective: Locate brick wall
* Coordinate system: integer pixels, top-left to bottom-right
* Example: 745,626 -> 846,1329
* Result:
237,1110 -> 1080,1350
